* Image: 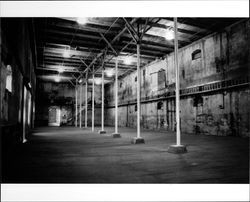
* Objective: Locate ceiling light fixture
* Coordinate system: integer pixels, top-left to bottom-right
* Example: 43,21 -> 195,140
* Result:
55,75 -> 61,82
63,49 -> 70,58
77,17 -> 88,25
124,56 -> 132,65
165,29 -> 174,40
58,67 -> 64,73
105,69 -> 114,77
94,78 -> 102,85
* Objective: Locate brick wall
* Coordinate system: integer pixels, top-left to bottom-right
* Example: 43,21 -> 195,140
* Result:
105,19 -> 250,137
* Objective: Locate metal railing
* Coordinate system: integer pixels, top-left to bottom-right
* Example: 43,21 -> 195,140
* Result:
106,76 -> 249,108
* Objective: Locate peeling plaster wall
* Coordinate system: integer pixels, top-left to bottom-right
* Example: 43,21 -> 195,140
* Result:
105,19 -> 250,137
35,81 -> 102,126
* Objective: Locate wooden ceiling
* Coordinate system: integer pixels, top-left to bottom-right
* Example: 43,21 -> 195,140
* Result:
34,17 -> 242,83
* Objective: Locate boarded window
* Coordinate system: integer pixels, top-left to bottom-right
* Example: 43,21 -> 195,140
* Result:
215,57 -> 221,73
182,69 -> 185,79
193,95 -> 203,107
192,49 -> 201,60
158,69 -> 166,90
157,101 -> 163,110
6,65 -> 12,92
143,69 -> 146,86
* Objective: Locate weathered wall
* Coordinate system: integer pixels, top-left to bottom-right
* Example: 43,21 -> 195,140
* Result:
105,19 -> 250,137
1,18 -> 37,145
35,80 -> 102,126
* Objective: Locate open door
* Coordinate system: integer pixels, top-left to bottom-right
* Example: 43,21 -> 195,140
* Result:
48,106 -> 61,126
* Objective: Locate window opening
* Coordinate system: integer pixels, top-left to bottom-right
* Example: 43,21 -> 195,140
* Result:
158,69 -> 166,90
192,49 -> 201,60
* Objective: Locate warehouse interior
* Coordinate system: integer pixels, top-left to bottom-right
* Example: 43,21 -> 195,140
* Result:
1,17 -> 249,183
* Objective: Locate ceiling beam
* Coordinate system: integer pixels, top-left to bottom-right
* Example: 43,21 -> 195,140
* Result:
140,18 -> 204,37
100,33 -> 118,56
43,35 -> 168,57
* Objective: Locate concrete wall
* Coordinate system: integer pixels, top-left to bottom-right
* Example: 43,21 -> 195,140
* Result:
105,19 -> 250,137
35,80 -> 102,126
1,18 -> 37,145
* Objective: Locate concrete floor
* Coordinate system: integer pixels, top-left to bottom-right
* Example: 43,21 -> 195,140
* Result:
3,126 -> 249,183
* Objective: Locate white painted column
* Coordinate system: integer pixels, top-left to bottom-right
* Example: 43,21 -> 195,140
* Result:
85,73 -> 88,128
98,66 -> 106,134
174,17 -> 181,146
167,18 -> 186,153
115,58 -> 118,134
79,83 -> 82,128
112,58 -> 121,138
137,43 -> 141,138
22,87 -> 27,143
75,82 -> 78,127
92,70 -> 95,131
101,68 -> 105,131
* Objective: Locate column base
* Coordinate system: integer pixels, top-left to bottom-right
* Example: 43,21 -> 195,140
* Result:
112,133 -> 121,138
131,137 -> 145,144
22,139 -> 28,144
98,130 -> 106,134
167,145 -> 187,154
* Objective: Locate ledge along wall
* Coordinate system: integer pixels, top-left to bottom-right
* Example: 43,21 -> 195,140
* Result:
105,19 -> 250,137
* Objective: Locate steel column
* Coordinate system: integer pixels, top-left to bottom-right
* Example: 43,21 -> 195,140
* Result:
112,57 -> 121,138
131,43 -> 144,143
92,69 -> 95,131
167,18 -> 187,153
115,58 -> 118,134
79,83 -> 82,128
75,82 -> 78,127
101,68 -> 104,131
174,17 -> 181,146
98,66 -> 106,134
22,87 -> 27,143
85,73 -> 88,128
137,43 -> 141,138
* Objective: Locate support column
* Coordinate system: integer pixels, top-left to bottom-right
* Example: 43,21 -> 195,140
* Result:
112,57 -> 121,138
167,17 -> 187,154
85,73 -> 88,128
99,67 -> 106,134
22,87 -> 27,143
79,83 -> 82,128
75,82 -> 78,127
131,43 -> 145,144
92,69 -> 95,132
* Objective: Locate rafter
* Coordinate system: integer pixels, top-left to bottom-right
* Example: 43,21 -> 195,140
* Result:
35,17 -> 242,83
